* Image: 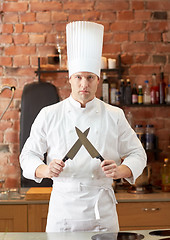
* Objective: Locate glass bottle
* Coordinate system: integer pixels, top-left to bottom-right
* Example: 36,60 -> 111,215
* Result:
150,73 -> 159,104
161,158 -> 170,192
143,80 -> 151,104
145,124 -> 155,150
119,79 -> 125,105
124,79 -> 132,105
165,84 -> 170,104
138,85 -> 143,104
102,72 -> 109,103
131,83 -> 138,104
159,72 -> 166,104
126,111 -> 134,128
110,83 -> 117,105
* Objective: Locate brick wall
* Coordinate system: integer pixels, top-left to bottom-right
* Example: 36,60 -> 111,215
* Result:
0,0 -> 170,189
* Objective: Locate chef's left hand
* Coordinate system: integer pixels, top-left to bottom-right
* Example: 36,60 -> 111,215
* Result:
101,160 -> 132,179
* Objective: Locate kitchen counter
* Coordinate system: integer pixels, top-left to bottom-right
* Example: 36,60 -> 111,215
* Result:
0,229 -> 170,240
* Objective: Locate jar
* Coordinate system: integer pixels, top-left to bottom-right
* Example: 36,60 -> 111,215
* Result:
135,124 -> 145,147
145,124 -> 155,150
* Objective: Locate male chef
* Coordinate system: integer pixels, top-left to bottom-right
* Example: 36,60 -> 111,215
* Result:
20,21 -> 147,232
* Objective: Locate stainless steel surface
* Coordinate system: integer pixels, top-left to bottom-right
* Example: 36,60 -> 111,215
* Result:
75,127 -> 104,161
62,128 -> 89,162
0,230 -> 170,240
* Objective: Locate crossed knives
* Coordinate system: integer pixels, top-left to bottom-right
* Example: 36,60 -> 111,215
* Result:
62,127 -> 104,162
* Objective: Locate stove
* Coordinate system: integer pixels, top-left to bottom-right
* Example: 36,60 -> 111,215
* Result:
91,230 -> 170,240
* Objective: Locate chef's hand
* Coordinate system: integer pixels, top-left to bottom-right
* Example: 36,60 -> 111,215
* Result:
101,160 -> 132,179
35,160 -> 65,179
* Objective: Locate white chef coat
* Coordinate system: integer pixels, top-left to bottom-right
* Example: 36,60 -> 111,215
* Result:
20,96 -> 147,232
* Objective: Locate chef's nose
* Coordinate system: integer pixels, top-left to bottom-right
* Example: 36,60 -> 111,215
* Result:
81,77 -> 89,87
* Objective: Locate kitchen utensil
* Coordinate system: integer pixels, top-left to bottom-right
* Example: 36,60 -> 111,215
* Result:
62,128 -> 90,162
75,127 -> 104,161
92,232 -> 144,240
149,230 -> 170,236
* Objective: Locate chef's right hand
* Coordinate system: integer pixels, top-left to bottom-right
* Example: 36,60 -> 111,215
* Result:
35,160 -> 65,179
47,159 -> 65,178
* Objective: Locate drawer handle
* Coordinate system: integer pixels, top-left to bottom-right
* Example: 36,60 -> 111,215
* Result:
143,208 -> 160,212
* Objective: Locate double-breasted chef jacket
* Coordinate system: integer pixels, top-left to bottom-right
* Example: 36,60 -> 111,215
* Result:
20,96 -> 147,232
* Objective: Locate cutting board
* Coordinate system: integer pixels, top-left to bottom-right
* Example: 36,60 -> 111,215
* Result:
25,187 -> 52,200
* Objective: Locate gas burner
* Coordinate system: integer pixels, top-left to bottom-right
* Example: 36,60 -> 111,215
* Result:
91,232 -> 144,240
149,230 -> 170,236
128,185 -> 153,194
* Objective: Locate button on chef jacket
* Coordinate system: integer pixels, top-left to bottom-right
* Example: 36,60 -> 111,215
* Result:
20,96 -> 147,232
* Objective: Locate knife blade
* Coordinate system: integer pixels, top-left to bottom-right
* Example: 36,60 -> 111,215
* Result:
62,128 -> 90,162
75,127 -> 104,162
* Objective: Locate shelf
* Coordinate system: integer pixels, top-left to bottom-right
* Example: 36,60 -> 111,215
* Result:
120,104 -> 170,107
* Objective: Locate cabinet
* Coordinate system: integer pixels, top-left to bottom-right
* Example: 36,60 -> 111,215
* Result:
0,204 -> 27,232
117,201 -> 170,230
28,204 -> 48,232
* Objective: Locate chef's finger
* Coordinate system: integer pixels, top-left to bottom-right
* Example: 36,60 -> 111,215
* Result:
101,159 -> 115,167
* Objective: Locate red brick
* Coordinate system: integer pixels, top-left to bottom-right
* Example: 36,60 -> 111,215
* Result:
111,21 -> 143,31
95,1 -> 129,11
5,46 -> 35,55
13,55 -> 29,67
135,54 -> 149,64
0,35 -> 12,44
155,44 -> 170,53
13,34 -> 29,44
146,22 -> 168,32
121,54 -> 134,65
36,12 -> 51,23
4,130 -> 19,143
24,23 -> 52,33
100,12 -> 116,21
29,34 -> 45,44
146,1 -> 170,10
68,14 -> 84,22
132,1 -> 145,10
3,13 -> 19,23
135,11 -> 151,21
163,32 -> 170,43
14,24 -> 23,33
117,11 -> 134,21
31,2 -> 62,11
5,67 -> 35,78
130,65 -> 160,75
0,57 -> 12,66
122,42 -> 154,53
20,12 -> 36,22
147,32 -> 162,42
130,32 -> 145,42
114,33 -> 128,42
103,43 -> 121,53
0,121 -> 12,131
84,11 -> 101,21
3,2 -> 28,12
63,2 -> 93,10
1,24 -> 13,33
51,11 -> 68,22
37,46 -> 58,56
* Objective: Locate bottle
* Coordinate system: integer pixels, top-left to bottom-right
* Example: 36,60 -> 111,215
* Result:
161,158 -> 170,192
102,72 -> 109,103
115,90 -> 120,105
138,85 -> 143,104
150,73 -> 159,104
159,72 -> 166,104
110,83 -> 117,105
165,84 -> 170,104
131,83 -> 138,104
135,124 -> 145,147
124,79 -> 132,105
145,124 -> 155,150
143,80 -> 151,104
119,79 -> 125,105
126,111 -> 133,128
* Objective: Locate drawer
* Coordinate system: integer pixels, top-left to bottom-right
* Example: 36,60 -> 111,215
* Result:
117,201 -> 170,229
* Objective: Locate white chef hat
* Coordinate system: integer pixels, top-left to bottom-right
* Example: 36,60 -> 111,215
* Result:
66,21 -> 104,78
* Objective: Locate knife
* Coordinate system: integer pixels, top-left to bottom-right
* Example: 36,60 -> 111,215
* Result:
62,128 -> 90,162
75,127 -> 104,162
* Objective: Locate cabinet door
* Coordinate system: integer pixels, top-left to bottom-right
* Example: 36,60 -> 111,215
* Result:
28,204 -> 48,232
0,205 -> 27,232
117,201 -> 170,230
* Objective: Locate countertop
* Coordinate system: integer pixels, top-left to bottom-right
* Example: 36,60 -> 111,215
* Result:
0,188 -> 170,204
0,230 -> 170,240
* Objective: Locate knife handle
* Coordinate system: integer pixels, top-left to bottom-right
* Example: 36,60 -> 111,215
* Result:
97,155 -> 104,162
62,156 -> 68,162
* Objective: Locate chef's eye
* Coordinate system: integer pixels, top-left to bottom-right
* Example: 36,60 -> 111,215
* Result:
75,75 -> 81,80
87,75 -> 94,81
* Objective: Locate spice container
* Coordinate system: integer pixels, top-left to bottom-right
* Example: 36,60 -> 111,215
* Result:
145,124 -> 155,150
161,158 -> 170,192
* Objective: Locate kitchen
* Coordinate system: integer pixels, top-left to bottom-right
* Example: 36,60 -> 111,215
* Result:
0,0 -> 170,239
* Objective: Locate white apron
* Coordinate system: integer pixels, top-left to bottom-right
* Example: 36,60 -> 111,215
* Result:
46,177 -> 119,232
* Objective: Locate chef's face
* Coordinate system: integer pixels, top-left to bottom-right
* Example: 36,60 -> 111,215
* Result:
69,72 -> 99,107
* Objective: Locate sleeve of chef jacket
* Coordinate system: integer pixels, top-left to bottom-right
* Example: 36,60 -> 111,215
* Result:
20,108 -> 47,183
117,109 -> 147,184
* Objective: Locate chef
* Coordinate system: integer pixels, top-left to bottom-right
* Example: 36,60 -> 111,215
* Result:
20,21 -> 147,232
